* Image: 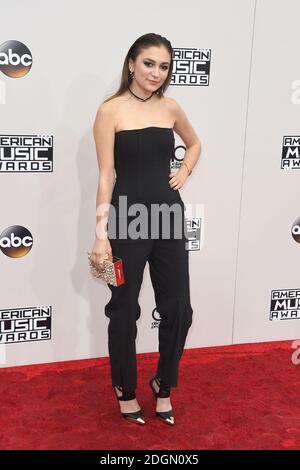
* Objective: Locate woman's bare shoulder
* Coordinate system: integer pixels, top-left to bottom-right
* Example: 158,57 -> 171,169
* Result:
164,96 -> 180,111
98,96 -> 122,112
94,97 -> 126,131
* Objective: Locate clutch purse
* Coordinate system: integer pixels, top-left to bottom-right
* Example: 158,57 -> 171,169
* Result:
87,251 -> 125,287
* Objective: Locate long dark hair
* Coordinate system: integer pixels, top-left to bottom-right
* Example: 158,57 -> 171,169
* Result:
103,33 -> 173,104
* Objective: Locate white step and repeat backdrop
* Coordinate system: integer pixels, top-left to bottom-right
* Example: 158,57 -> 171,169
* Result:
0,0 -> 299,368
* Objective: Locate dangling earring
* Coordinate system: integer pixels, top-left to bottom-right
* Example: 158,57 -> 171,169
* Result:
129,69 -> 134,81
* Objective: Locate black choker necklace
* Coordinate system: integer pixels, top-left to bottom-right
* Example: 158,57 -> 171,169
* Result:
127,86 -> 155,102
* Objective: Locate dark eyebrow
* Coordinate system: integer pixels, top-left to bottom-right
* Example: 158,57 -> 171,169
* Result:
143,58 -> 170,65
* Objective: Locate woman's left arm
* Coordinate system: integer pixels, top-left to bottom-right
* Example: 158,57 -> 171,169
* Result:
168,97 -> 202,190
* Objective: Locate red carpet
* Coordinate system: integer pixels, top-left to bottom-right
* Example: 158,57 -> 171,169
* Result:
0,340 -> 299,450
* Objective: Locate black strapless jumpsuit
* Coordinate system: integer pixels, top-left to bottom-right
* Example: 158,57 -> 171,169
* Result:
104,126 -> 193,391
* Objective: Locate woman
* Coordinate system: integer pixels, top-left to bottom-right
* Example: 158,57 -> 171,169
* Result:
90,33 -> 201,426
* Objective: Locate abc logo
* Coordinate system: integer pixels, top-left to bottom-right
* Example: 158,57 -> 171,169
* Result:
291,217 -> 300,243
170,144 -> 186,172
0,40 -> 32,78
173,144 -> 185,164
0,225 -> 33,258
152,308 -> 162,322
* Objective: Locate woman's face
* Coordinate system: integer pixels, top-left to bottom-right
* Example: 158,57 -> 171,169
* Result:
129,46 -> 171,93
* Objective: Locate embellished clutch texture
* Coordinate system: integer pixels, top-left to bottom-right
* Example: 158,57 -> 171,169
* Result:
87,252 -> 125,287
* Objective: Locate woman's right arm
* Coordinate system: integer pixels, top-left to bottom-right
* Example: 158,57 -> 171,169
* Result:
90,102 -> 116,267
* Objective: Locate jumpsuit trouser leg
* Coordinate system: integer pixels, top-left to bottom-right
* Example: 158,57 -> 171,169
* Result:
148,236 -> 193,387
104,233 -> 193,391
104,239 -> 153,391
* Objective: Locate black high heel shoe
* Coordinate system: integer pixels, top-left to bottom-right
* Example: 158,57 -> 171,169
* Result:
113,385 -> 146,425
149,376 -> 175,425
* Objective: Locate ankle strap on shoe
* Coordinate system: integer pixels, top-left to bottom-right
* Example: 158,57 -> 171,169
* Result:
155,377 -> 171,398
114,385 -> 136,401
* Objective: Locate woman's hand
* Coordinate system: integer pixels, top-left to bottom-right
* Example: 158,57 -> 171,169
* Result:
168,165 -> 189,190
89,237 -> 113,269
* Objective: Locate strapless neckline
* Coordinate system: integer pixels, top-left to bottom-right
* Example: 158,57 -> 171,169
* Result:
115,126 -> 173,135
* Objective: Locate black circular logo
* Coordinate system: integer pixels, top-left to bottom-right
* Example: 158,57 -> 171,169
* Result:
0,225 -> 33,257
152,307 -> 162,322
0,40 -> 32,78
170,144 -> 186,169
291,217 -> 300,243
